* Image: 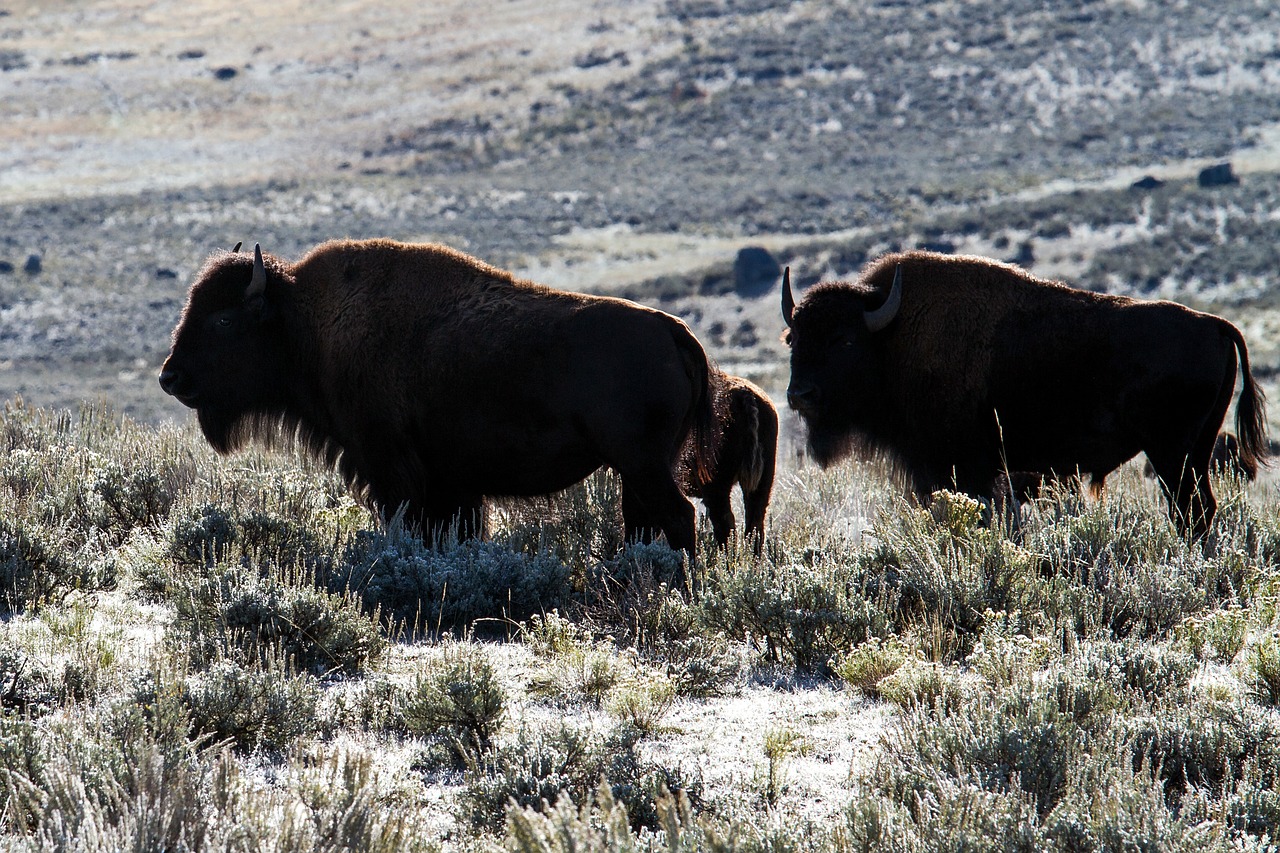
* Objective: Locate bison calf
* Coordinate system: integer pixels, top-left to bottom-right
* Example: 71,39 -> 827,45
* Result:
160,239 -> 718,556
782,250 -> 1267,540
682,373 -> 778,552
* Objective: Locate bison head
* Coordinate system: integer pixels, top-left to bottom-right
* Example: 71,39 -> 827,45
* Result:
159,244 -> 291,453
781,265 -> 901,467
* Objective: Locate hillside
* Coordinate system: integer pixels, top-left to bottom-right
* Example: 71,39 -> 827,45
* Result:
4,0 -> 1280,418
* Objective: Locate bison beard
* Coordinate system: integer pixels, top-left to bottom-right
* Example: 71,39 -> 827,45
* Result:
803,419 -> 858,470
782,252 -> 1269,541
160,239 -> 720,562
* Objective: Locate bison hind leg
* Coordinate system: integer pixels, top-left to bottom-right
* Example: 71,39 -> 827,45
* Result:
1145,388 -> 1233,542
1147,450 -> 1217,541
698,485 -> 736,548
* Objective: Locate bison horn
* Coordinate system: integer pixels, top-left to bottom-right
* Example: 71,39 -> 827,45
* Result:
246,243 -> 267,300
864,264 -> 902,333
782,267 -> 795,327
231,241 -> 243,254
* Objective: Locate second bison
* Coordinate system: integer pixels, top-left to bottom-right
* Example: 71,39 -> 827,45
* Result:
159,239 -> 719,555
782,250 -> 1267,539
683,373 -> 778,552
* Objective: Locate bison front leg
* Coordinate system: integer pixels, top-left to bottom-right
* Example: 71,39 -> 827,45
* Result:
619,468 -> 698,560
387,494 -> 486,545
422,498 -> 486,545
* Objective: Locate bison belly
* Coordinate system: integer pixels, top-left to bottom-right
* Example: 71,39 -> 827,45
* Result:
988,305 -> 1236,484
412,338 -> 698,498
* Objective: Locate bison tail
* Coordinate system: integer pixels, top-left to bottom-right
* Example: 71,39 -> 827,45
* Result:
675,324 -> 722,486
692,361 -> 723,487
1229,323 -> 1269,478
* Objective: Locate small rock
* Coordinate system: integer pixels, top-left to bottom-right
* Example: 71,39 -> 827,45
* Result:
177,49 -> 205,60
729,320 -> 759,349
733,246 -> 781,297
1006,242 -> 1034,267
156,268 -> 178,279
213,66 -> 238,80
0,261 -> 12,274
1131,175 -> 1164,190
1198,162 -> 1239,187
23,254 -> 41,274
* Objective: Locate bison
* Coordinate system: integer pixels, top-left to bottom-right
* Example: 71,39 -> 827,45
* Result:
781,250 -> 1267,539
1142,431 -> 1278,483
159,239 -> 719,556
682,373 -> 778,552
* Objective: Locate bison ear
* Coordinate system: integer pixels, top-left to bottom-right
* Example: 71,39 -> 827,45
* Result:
863,264 -> 902,333
781,267 -> 795,327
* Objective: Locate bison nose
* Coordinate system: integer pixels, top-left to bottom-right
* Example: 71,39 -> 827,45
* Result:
158,368 -> 180,395
787,384 -> 821,414
158,367 -> 195,403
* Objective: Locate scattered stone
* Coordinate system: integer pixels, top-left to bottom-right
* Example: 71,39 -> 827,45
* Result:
213,66 -> 238,80
156,268 -> 178,280
732,246 -> 781,297
1198,162 -> 1239,187
177,49 -> 205,60
1131,175 -> 1164,190
0,49 -> 26,72
574,49 -> 628,69
0,261 -> 12,274
670,80 -> 706,102
729,320 -> 759,348
61,51 -> 136,66
23,254 -> 41,274
1005,241 -> 1034,267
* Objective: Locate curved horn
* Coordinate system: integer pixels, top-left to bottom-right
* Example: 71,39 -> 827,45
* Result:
245,243 -> 267,300
863,264 -> 902,333
781,266 -> 795,327
231,241 -> 243,254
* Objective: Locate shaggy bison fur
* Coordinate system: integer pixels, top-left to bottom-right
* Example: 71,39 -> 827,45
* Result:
782,250 -> 1267,539
160,239 -> 719,556
682,373 -> 778,552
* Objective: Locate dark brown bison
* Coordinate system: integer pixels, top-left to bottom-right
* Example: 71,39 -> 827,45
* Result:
159,239 -> 719,555
681,373 -> 778,551
782,250 -> 1267,539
